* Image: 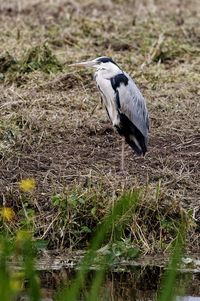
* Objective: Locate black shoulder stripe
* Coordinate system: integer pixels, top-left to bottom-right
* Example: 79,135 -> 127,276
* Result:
115,90 -> 121,109
110,73 -> 129,91
110,73 -> 129,110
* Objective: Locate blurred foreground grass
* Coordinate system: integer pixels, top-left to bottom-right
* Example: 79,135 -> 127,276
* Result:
0,189 -> 187,301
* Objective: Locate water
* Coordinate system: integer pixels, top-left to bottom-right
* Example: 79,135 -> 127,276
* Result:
181,295 -> 200,300
20,267 -> 200,301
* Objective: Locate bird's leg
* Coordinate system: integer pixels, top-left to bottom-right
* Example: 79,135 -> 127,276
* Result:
121,137 -> 125,171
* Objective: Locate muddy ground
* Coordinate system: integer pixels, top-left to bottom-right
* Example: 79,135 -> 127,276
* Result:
0,0 -> 199,252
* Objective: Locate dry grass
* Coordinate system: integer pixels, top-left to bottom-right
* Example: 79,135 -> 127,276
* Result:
0,0 -> 200,254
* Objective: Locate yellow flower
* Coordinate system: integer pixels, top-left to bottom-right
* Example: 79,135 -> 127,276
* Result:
1,207 -> 15,221
19,178 -> 36,192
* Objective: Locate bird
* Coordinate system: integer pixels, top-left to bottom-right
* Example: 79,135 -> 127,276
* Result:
70,56 -> 149,170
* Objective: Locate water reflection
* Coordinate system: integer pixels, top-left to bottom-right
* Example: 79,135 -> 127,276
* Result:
177,297 -> 200,301
19,268 -> 200,301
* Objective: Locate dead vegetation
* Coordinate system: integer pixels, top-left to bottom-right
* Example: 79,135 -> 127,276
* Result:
0,0 -> 200,254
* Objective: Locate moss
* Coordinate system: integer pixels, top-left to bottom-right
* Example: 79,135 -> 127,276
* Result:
18,43 -> 63,74
1,43 -> 63,84
0,52 -> 17,73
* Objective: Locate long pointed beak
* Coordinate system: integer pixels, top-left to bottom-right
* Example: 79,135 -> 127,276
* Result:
69,59 -> 96,68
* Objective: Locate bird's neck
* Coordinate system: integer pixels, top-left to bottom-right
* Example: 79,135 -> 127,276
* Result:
95,67 -> 121,79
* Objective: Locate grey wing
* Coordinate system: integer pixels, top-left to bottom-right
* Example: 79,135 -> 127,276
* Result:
118,73 -> 149,141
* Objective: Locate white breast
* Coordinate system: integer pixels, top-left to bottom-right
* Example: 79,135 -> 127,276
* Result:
95,72 -> 120,127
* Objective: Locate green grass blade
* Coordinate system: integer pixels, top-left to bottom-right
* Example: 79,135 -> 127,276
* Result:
58,190 -> 140,301
158,224 -> 186,301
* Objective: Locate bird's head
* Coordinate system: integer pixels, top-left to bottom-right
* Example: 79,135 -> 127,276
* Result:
70,56 -> 121,78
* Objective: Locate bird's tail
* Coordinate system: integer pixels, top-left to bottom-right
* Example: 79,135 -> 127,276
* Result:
125,134 -> 147,156
116,113 -> 148,156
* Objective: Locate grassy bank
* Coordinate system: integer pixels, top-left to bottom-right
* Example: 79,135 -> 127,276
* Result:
0,193 -> 188,301
0,178 -> 194,254
0,0 -> 200,255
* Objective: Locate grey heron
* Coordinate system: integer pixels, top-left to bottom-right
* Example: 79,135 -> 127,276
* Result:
70,56 -> 149,170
